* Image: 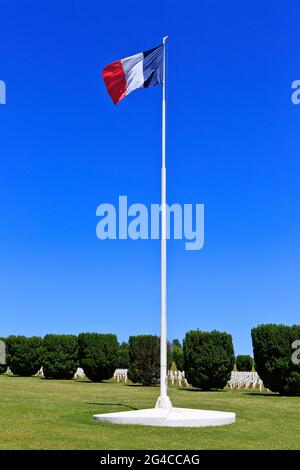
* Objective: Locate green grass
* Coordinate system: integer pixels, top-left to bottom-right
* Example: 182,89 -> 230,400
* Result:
0,375 -> 299,449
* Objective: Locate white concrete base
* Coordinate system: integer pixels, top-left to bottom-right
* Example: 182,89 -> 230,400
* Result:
155,394 -> 173,410
93,407 -> 236,427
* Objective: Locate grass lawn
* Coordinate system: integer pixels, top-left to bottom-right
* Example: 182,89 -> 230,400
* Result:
0,375 -> 299,450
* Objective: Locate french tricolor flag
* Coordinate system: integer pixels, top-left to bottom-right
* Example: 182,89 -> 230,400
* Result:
102,45 -> 163,104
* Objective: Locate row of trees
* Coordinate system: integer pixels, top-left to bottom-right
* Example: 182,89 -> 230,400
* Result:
1,331 -> 236,390
1,324 -> 299,395
3,334 -> 119,382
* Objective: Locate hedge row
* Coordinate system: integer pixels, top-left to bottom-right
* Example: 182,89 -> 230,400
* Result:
1,325 -> 299,394
3,333 -> 118,382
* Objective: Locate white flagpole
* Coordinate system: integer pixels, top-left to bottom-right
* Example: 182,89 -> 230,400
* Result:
156,35 -> 172,410
94,36 -> 236,427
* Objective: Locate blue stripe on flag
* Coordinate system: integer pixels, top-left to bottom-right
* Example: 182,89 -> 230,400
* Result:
143,45 -> 163,88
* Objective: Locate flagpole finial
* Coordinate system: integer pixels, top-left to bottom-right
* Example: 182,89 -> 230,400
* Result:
163,36 -> 168,44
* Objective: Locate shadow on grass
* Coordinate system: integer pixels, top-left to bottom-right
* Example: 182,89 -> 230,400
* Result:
243,392 -> 280,397
180,387 -> 280,397
125,384 -> 152,388
72,379 -> 93,384
72,379 -> 117,384
87,402 -> 138,410
179,387 -> 220,392
1,375 -> 21,378
2,374 -> 25,378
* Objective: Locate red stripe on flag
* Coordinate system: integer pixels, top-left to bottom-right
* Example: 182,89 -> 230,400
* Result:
102,60 -> 126,105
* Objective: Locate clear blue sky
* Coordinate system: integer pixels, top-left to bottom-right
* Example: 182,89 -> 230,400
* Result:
1,0 -> 300,355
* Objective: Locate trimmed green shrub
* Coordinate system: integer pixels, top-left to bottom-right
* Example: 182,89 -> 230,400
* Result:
42,334 -> 79,379
117,342 -> 130,368
252,324 -> 300,396
78,333 -> 118,382
183,330 -> 235,390
128,335 -> 160,386
5,335 -> 43,376
171,339 -> 184,371
236,354 -> 253,372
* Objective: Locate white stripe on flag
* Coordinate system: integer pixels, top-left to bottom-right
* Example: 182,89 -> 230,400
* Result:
121,52 -> 144,96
